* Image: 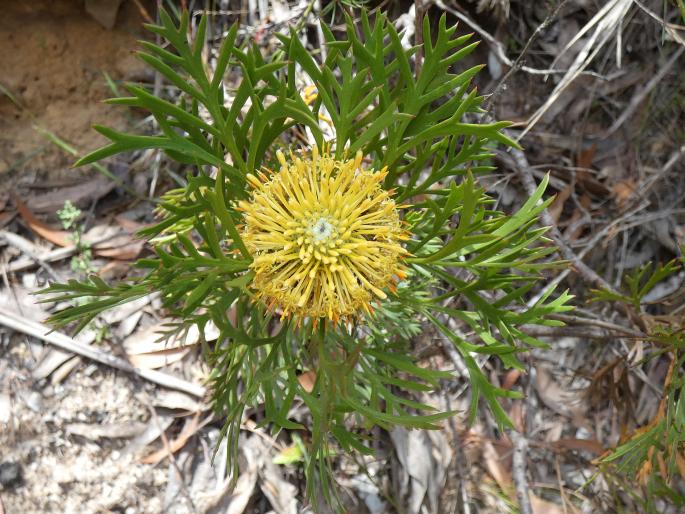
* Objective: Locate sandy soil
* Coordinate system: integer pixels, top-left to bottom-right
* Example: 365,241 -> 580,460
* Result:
0,0 -> 151,188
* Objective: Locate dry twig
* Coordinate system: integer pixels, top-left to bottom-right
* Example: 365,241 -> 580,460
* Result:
605,46 -> 685,137
504,148 -> 621,295
0,306 -> 206,398
510,431 -> 533,514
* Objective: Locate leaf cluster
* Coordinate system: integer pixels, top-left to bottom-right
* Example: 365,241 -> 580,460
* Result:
593,259 -> 685,511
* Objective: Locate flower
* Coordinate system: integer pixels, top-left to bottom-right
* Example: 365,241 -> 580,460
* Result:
238,148 -> 408,323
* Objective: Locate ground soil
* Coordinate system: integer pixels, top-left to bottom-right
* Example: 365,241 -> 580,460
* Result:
0,0 -> 150,188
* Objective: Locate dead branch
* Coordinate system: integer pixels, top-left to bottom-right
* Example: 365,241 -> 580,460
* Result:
0,306 -> 206,398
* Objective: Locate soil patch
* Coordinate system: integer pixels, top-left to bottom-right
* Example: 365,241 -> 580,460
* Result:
0,0 -> 150,189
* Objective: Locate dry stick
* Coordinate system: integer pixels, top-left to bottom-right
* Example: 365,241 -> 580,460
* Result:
445,397 -> 472,514
0,230 -> 63,281
510,430 -> 533,514
634,144 -> 685,200
484,0 -> 572,110
433,0 -> 607,78
523,199 -> 649,307
605,46 -> 685,137
3,232 -> 117,273
0,306 -> 206,398
549,313 -> 645,337
521,326 -> 640,340
506,148 -> 621,296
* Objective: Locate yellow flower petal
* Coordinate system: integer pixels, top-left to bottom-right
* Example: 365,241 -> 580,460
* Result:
240,148 -> 406,323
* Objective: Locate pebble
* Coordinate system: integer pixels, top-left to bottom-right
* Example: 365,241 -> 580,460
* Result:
0,461 -> 22,489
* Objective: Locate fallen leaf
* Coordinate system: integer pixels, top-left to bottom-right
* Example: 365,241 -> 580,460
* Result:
482,439 -> 513,495
553,437 -> 604,455
391,426 -> 451,514
128,347 -> 189,369
502,369 -> 522,390
122,414 -> 174,458
675,452 -> 685,481
612,179 -> 636,208
50,356 -> 81,385
576,144 -> 597,169
140,414 -> 201,465
25,175 -> 115,213
153,390 -> 203,412
95,240 -> 144,259
535,366 -> 586,422
85,224 -> 145,260
123,320 -> 218,356
98,260 -> 134,280
297,370 -> 317,393
13,194 -> 71,246
259,456 -> 299,514
14,197 -> 144,258
0,211 -> 15,229
548,181 -> 574,223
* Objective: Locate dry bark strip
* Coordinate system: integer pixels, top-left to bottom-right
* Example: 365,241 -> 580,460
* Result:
0,306 -> 206,398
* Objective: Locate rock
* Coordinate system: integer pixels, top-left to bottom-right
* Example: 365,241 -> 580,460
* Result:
0,461 -> 22,489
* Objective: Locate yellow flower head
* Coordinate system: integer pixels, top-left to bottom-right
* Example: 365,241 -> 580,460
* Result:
238,148 -> 408,324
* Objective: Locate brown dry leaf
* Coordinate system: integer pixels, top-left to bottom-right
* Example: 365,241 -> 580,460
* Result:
535,366 -> 586,424
482,440 -> 513,495
94,240 -> 144,260
13,194 -> 72,247
612,179 -> 636,208
675,452 -> 685,481
128,347 -> 189,369
575,144 -> 609,196
508,400 -> 525,433
553,437 -> 604,455
297,370 -> 317,393
14,197 -> 143,258
114,214 -> 150,233
98,260 -> 133,280
140,414 -> 201,465
576,144 -> 597,170
502,369 -> 522,390
548,181 -> 574,223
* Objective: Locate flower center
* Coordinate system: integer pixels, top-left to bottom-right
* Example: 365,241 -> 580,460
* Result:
309,217 -> 335,243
